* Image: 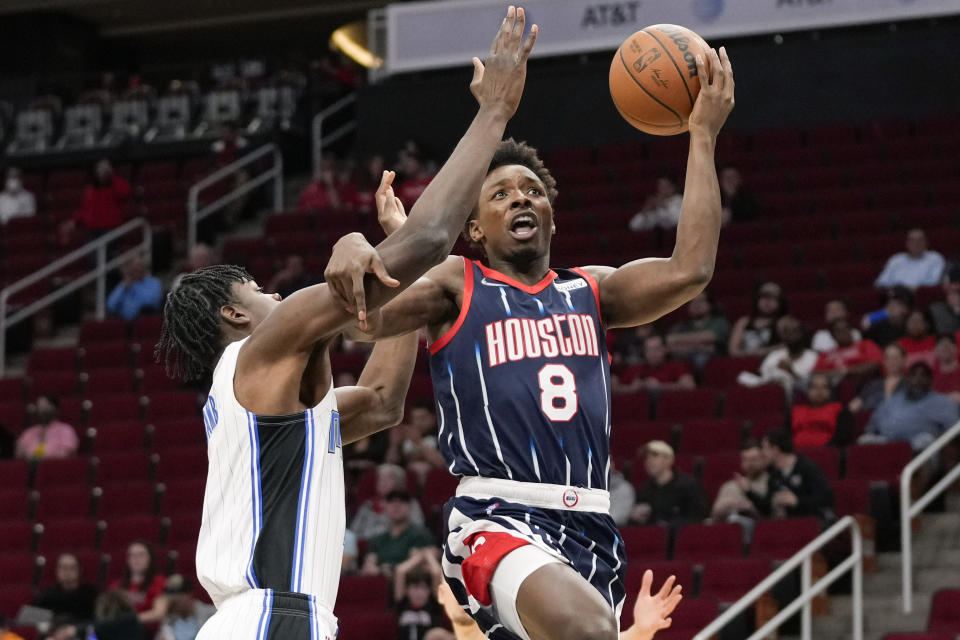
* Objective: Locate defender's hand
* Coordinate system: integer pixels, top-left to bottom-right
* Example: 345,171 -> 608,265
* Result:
688,46 -> 735,139
470,5 -> 538,120
375,170 -> 407,235
325,232 -> 399,329
628,571 -> 683,640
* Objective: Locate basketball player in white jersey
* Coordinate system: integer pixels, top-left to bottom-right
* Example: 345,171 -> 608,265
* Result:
155,9 -> 539,638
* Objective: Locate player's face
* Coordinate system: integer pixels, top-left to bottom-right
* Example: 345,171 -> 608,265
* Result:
226,280 -> 282,331
471,165 -> 554,263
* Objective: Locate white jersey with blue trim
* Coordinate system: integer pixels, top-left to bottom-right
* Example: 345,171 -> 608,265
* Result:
197,337 -> 344,611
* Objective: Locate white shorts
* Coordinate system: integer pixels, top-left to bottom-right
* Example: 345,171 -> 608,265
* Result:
197,589 -> 337,640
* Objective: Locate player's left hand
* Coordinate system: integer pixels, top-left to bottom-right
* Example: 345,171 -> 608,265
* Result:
375,170 -> 407,235
625,570 -> 683,640
325,232 -> 400,330
688,46 -> 734,139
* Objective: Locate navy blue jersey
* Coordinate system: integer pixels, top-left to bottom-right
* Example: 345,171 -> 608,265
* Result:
429,258 -> 612,490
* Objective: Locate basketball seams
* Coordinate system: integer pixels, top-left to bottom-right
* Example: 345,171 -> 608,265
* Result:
616,48 -> 683,128
640,28 -> 697,110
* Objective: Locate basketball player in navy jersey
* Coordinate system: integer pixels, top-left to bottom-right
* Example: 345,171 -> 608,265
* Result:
155,9 -> 539,639
330,44 -> 735,640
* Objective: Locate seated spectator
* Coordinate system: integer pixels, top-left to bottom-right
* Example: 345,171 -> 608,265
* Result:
362,490 -> 435,575
748,428 -> 834,521
428,582 -> 482,640
108,541 -> 168,625
32,552 -> 98,624
898,309 -> 936,367
930,266 -> 960,336
352,154 -> 387,215
266,254 -> 316,299
297,158 -> 342,213
849,343 -> 907,413
342,529 -> 359,574
719,165 -> 758,223
729,282 -> 786,357
631,440 -> 707,530
0,421 -> 14,459
629,175 -> 683,231
385,400 -> 446,482
16,395 -> 78,460
792,373 -> 854,447
107,255 -> 163,321
711,438 -> 770,522
861,362 -> 959,451
0,614 -> 25,640
667,291 -> 731,368
343,430 -> 389,473
811,299 -> 861,353
874,228 -> 945,289
863,286 -> 912,347
155,574 -> 214,640
393,553 -> 445,640
351,463 -> 425,541
740,315 -> 817,396
67,158 -> 131,241
49,590 -> 145,640
933,334 -> 960,403
170,243 -> 215,292
611,323 -> 655,367
609,462 -> 637,527
0,167 -> 36,224
614,333 -> 695,393
396,146 -> 433,206
813,319 -> 883,382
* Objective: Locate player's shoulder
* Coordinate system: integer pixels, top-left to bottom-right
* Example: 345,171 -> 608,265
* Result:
425,255 -> 469,291
572,264 -> 616,283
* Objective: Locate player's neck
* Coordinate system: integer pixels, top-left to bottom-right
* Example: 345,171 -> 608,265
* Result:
485,252 -> 551,286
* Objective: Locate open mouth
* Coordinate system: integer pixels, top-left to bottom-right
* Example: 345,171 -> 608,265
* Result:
508,211 -> 539,240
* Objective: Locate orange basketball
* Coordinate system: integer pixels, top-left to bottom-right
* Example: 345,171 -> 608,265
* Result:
609,24 -> 711,136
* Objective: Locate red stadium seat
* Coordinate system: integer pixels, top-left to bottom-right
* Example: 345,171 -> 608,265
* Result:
881,635 -> 953,640
749,414 -> 787,440
0,521 -> 39,554
149,418 -> 206,451
0,401 -> 27,432
89,422 -> 148,454
927,589 -> 960,634
144,391 -> 201,421
87,394 -> 144,425
98,482 -> 159,518
0,489 -> 33,521
94,452 -> 154,485
28,371 -> 81,398
673,523 -> 743,562
102,515 -> 165,549
82,368 -> 136,398
620,561 -> 697,628
796,446 -> 840,480
154,447 -> 207,482
0,460 -> 31,489
28,347 -> 78,374
612,392 -> 651,421
619,526 -> 669,562
610,422 -> 674,466
37,518 -> 103,555
723,385 -> 785,420
33,458 -> 93,490
647,598 -> 719,640
831,478 -> 871,517
336,574 -> 391,616
845,442 -> 912,485
655,389 -> 718,422
700,451 -> 742,502
166,513 -> 203,547
78,319 -> 129,344
702,356 -> 763,389
0,585 -> 36,617
131,316 -> 164,342
33,486 -> 96,521
699,558 -> 772,603
677,418 -> 743,455
0,377 -> 25,403
420,467 -> 459,521
160,479 -> 206,517
750,517 -> 821,560
136,366 -> 183,394
336,611 -> 398,638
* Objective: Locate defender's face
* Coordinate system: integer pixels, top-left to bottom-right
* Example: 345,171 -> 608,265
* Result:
228,280 -> 282,329
471,165 -> 554,262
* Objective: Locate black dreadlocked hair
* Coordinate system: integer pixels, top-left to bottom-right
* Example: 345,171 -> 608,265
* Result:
156,264 -> 253,382
465,138 -> 559,235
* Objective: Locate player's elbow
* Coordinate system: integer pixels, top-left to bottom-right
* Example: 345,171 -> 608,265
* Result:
416,226 -> 455,268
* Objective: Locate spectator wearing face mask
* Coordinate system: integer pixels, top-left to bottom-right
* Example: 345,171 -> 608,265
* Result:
0,167 -> 36,224
16,395 -> 78,460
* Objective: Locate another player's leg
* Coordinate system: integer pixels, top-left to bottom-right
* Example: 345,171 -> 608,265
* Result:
513,560 -> 619,640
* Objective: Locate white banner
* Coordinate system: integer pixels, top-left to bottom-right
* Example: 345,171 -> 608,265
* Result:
384,0 -> 960,74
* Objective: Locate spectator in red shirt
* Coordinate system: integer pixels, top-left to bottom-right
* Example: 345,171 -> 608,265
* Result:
109,541 -> 168,625
69,159 -> 131,239
297,158 -> 342,213
792,372 -> 854,447
898,309 -> 936,368
614,333 -> 695,393
814,318 -> 883,383
932,334 -> 960,403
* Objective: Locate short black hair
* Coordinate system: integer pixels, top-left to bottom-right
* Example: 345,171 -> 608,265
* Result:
156,264 -> 252,381
740,437 -> 760,451
763,427 -> 794,454
466,138 -> 558,232
908,361 -> 933,376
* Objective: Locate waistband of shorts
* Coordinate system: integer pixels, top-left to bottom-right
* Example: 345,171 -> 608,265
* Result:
218,588 -> 338,628
456,477 -> 610,513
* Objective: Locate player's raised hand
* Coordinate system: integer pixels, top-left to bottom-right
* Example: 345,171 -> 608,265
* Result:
375,170 -> 407,236
470,5 -> 538,120
623,570 -> 683,640
325,232 -> 399,330
688,46 -> 735,139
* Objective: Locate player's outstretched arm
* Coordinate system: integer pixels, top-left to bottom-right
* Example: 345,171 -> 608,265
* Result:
583,48 -> 735,329
335,331 -> 421,445
621,571 -> 684,640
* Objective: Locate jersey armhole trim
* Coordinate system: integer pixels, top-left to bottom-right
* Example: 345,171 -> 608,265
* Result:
571,267 -> 605,328
429,256 -> 473,355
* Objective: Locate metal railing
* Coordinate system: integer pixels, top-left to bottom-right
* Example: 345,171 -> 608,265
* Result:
693,515 -> 863,640
900,420 -> 960,613
311,92 -> 358,174
187,143 -> 283,249
0,218 -> 152,377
